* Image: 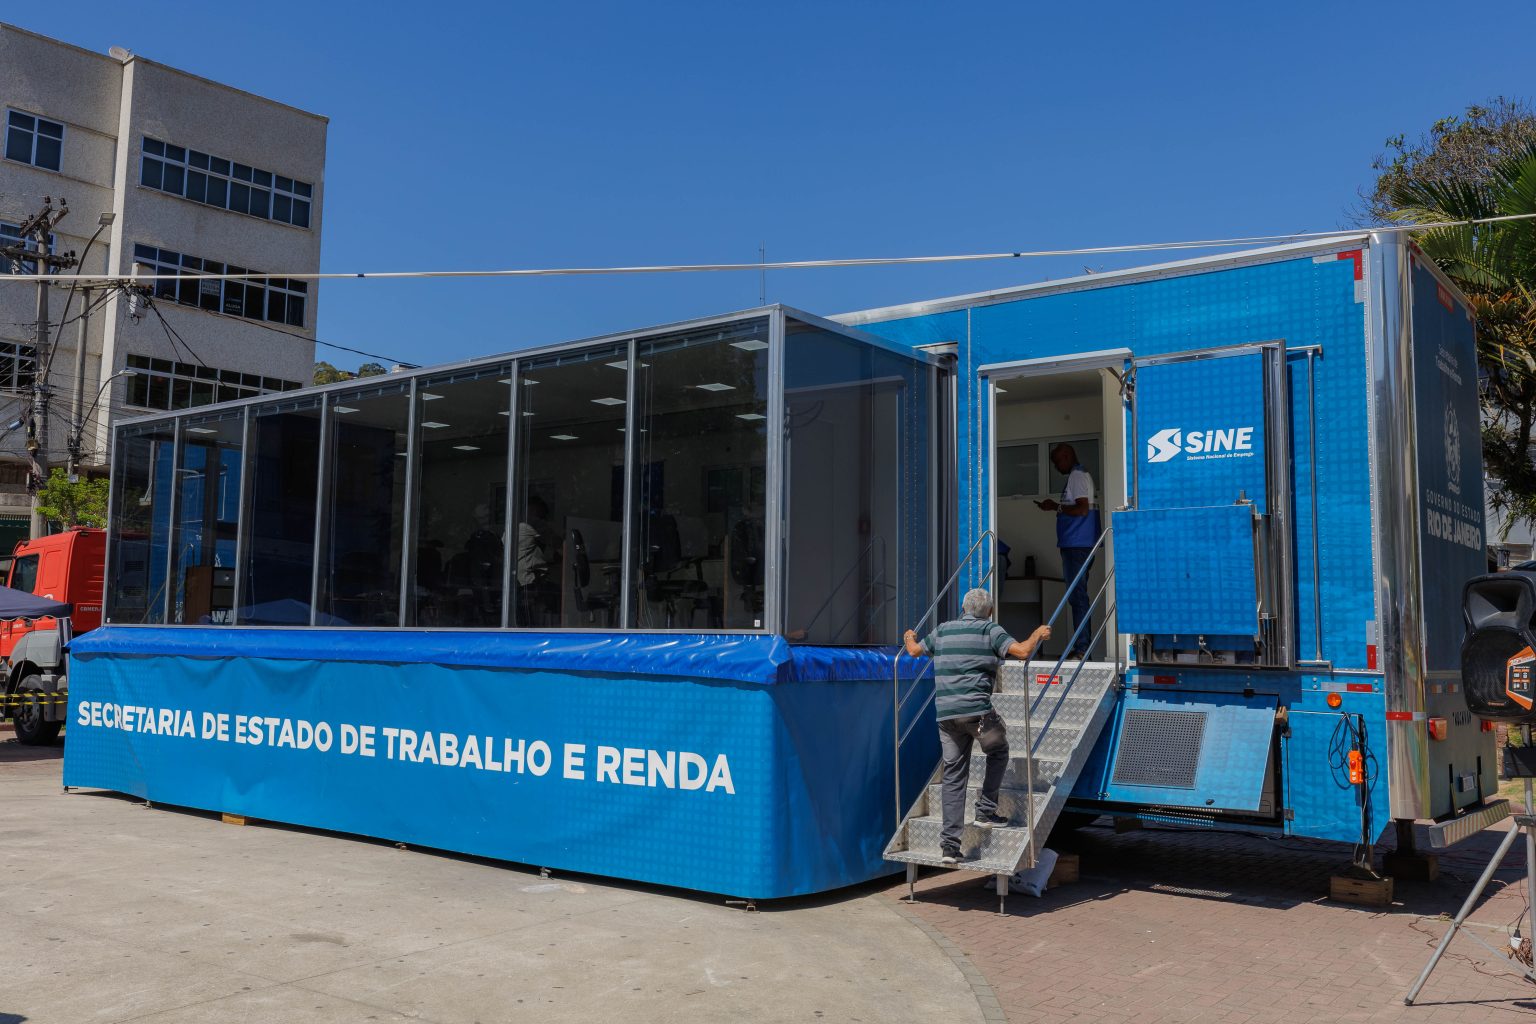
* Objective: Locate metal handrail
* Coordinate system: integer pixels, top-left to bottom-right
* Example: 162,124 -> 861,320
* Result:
892,529 -> 996,828
1012,524 -> 1115,869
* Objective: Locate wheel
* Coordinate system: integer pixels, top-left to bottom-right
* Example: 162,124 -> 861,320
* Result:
11,677 -> 62,746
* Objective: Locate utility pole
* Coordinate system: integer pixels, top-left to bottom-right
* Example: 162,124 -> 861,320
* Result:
0,197 -> 76,538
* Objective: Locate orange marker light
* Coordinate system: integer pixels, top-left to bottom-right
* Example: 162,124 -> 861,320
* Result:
1326,692 -> 1343,709
1348,750 -> 1364,785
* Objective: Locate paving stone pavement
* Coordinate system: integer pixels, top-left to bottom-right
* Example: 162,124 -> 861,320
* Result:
886,820 -> 1536,1024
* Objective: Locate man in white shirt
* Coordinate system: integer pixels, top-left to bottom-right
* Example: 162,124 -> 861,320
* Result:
1035,444 -> 1101,658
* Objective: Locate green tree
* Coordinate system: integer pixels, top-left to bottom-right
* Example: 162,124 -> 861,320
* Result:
1360,98 -> 1536,224
1380,136 -> 1536,536
357,362 -> 387,377
313,361 -> 349,385
35,468 -> 110,529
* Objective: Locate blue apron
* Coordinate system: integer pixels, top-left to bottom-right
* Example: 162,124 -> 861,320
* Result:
1056,465 -> 1102,549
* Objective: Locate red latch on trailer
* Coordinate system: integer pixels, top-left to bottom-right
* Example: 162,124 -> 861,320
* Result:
1428,717 -> 1449,741
1152,675 -> 1177,685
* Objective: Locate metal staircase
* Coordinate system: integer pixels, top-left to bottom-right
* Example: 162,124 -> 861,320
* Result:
884,528 -> 1121,910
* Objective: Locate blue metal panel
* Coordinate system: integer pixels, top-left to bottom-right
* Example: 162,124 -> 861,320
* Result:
1135,354 -> 1268,511
64,628 -> 938,899
1114,505 -> 1258,637
861,251 -> 1374,669
1072,690 -> 1277,811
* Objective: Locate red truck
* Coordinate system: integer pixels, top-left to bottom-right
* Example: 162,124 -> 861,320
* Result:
3,527 -> 104,745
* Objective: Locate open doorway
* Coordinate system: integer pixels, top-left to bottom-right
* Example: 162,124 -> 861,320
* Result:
989,364 -> 1126,662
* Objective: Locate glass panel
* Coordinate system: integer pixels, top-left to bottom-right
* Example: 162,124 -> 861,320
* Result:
171,412 -> 242,624
140,156 -> 163,190
107,424 -> 176,623
33,133 -> 60,171
205,176 -> 228,208
247,188 -> 270,219
184,169 -> 206,203
291,199 -> 310,228
783,320 -> 937,644
286,294 -> 305,328
189,150 -> 209,169
996,441 -> 1042,498
162,162 -> 184,195
210,156 -> 230,176
3,126 -> 30,164
409,365 -> 511,626
142,137 -> 164,156
240,398 -> 321,623
272,193 -> 292,223
627,317 -> 769,629
319,383 -> 410,625
511,344 -> 627,627
10,554 -> 39,593
164,144 -> 185,162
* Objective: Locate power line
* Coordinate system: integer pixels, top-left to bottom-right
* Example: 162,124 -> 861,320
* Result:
0,213 -> 1531,286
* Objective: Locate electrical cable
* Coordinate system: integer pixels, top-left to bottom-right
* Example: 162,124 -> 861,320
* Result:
1,213 -> 1532,286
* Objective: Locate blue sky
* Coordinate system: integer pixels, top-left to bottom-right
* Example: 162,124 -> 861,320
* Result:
29,1 -> 1536,369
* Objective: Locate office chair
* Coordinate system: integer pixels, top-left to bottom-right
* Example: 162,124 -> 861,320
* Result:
642,512 -> 707,629
569,528 -> 618,627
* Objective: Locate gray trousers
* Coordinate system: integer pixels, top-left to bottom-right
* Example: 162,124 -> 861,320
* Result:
937,710 -> 1010,849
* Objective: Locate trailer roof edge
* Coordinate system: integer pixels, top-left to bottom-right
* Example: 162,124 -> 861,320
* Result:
829,235 -> 1374,326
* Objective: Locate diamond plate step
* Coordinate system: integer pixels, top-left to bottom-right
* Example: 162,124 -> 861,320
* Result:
885,661 -> 1119,874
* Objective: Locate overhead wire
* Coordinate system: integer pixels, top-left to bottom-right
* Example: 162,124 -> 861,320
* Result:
0,213 -> 1530,286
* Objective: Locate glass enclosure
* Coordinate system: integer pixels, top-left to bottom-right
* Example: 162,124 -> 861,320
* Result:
106,308 -> 946,642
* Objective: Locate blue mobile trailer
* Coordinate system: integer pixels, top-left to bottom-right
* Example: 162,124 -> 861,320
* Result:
67,232 -> 1501,899
847,231 -> 1502,859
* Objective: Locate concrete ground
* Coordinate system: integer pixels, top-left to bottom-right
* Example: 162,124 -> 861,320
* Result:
0,733 -> 985,1024
890,818 -> 1536,1023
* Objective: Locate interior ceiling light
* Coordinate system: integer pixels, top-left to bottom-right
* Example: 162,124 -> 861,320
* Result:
736,413 -> 766,421
421,392 -> 444,401
730,339 -> 769,351
422,421 -> 449,429
333,405 -> 359,414
497,378 -> 512,384
696,382 -> 735,392
550,434 -> 578,441
186,426 -> 217,434
523,379 -> 539,386
453,444 -> 481,452
994,386 -> 1007,393
606,360 -> 648,370
498,411 -> 511,416
521,411 -> 535,416
591,397 -> 625,406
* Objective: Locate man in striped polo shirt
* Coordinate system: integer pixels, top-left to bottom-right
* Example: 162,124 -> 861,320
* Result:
904,588 -> 1050,864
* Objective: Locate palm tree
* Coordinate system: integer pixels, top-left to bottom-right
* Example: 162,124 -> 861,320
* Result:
1385,143 -> 1536,536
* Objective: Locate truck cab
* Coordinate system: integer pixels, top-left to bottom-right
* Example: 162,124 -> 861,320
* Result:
3,528 -> 105,744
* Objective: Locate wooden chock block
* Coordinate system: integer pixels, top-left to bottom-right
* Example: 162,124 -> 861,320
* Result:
1329,873 -> 1393,907
221,813 -> 248,826
1048,852 -> 1080,886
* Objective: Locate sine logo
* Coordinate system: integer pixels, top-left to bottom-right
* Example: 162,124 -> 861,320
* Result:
1145,425 -> 1256,463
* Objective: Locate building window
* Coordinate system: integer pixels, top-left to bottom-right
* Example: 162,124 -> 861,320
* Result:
5,110 -> 63,171
140,137 -> 313,228
1,222 -> 54,275
0,340 -> 38,394
123,354 -> 301,412
133,243 -> 308,328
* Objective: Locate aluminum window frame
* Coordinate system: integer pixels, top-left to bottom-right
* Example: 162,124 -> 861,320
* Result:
107,305 -> 939,636
5,109 -> 64,172
139,136 -> 314,229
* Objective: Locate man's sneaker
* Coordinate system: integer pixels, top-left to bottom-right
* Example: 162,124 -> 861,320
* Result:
940,845 -> 961,865
973,811 -> 1009,829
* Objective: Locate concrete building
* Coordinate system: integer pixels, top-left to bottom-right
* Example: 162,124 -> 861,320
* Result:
0,22 -> 325,541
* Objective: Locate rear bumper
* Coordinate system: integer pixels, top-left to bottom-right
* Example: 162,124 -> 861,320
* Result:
1425,799 -> 1512,849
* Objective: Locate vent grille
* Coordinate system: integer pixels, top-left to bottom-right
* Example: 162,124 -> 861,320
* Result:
1112,709 -> 1207,789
